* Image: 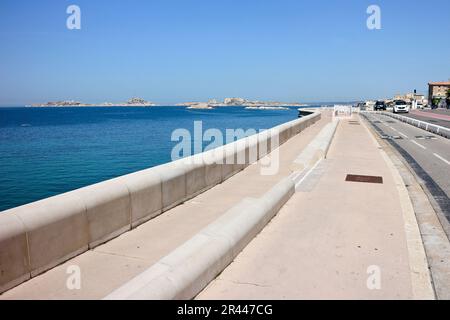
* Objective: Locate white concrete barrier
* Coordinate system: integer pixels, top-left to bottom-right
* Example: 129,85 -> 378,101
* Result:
0,214 -> 30,293
80,179 -> 131,249
0,110 -> 321,294
374,111 -> 450,139
120,169 -> 162,228
15,193 -> 89,276
292,119 -> 339,172
105,178 -> 295,300
157,160 -> 187,211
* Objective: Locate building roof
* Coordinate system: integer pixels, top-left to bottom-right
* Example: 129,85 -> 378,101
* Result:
429,81 -> 450,86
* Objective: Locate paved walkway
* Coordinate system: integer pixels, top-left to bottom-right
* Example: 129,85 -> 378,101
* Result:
197,115 -> 433,300
0,112 -> 332,299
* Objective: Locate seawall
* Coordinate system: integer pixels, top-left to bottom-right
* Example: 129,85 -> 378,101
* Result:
0,110 -> 321,293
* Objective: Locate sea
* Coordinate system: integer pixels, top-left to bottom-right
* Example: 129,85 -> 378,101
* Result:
0,106 -> 315,211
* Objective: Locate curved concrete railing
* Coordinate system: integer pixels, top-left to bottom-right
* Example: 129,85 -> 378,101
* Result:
0,110 -> 320,294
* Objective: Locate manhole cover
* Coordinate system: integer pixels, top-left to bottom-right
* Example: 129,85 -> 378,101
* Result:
345,174 -> 383,184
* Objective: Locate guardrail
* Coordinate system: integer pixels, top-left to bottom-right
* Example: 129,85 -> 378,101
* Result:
0,110 -> 321,294
375,111 -> 450,139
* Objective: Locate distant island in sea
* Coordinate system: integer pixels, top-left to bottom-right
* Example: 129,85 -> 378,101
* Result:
30,97 -> 309,109
31,97 -> 156,107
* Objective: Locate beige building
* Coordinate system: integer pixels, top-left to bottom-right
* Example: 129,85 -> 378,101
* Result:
428,81 -> 450,106
394,92 -> 426,103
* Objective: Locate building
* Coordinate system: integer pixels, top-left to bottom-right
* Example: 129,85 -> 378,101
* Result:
394,93 -> 426,103
428,81 -> 450,107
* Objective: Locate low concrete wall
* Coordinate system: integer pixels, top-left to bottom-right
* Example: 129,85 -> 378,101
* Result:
105,110 -> 336,300
0,110 -> 321,294
105,177 -> 295,300
291,119 -> 339,172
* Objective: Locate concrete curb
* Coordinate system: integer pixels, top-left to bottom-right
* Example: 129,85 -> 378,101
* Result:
291,119 -> 339,173
105,115 -> 340,300
105,178 -> 295,300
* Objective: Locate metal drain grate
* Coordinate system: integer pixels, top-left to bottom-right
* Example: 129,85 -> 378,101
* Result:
386,121 -> 397,123
373,121 -> 382,123
415,136 -> 437,140
345,174 -> 383,184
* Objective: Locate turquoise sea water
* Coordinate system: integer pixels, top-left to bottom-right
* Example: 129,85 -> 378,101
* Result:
0,106 -> 309,211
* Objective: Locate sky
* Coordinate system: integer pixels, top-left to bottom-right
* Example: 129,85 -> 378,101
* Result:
0,0 -> 449,105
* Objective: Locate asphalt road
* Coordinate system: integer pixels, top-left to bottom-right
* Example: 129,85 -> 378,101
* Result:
363,112 -> 450,221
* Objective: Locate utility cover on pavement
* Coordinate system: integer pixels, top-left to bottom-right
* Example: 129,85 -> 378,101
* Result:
345,174 -> 383,184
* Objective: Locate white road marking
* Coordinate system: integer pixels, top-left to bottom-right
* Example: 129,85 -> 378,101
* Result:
411,140 -> 426,150
398,131 -> 408,138
433,153 -> 450,165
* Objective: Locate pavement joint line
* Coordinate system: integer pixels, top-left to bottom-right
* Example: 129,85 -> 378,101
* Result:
294,159 -> 322,191
433,153 -> 450,166
411,140 -> 427,150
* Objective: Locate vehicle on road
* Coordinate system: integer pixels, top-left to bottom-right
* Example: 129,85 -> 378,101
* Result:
393,100 -> 410,113
374,100 -> 386,111
356,102 -> 366,110
416,102 -> 426,109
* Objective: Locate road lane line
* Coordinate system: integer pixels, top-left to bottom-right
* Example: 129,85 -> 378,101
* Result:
433,153 -> 450,165
411,140 -> 427,150
398,131 -> 408,138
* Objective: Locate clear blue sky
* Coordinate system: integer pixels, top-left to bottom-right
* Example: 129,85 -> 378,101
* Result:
0,0 -> 449,105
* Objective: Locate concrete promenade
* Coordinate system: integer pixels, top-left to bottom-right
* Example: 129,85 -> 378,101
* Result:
197,115 -> 434,299
0,111 -> 439,299
0,111 -> 330,299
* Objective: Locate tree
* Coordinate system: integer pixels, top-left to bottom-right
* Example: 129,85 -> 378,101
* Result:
446,89 -> 450,109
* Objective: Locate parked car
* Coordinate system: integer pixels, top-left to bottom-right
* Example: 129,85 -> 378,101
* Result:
393,100 -> 410,113
374,100 -> 386,111
356,102 -> 366,110
416,102 -> 425,109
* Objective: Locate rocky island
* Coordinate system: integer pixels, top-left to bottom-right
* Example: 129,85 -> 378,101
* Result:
31,97 -> 156,107
177,97 -> 307,109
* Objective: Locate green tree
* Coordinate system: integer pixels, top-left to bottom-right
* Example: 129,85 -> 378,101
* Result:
446,89 -> 450,108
